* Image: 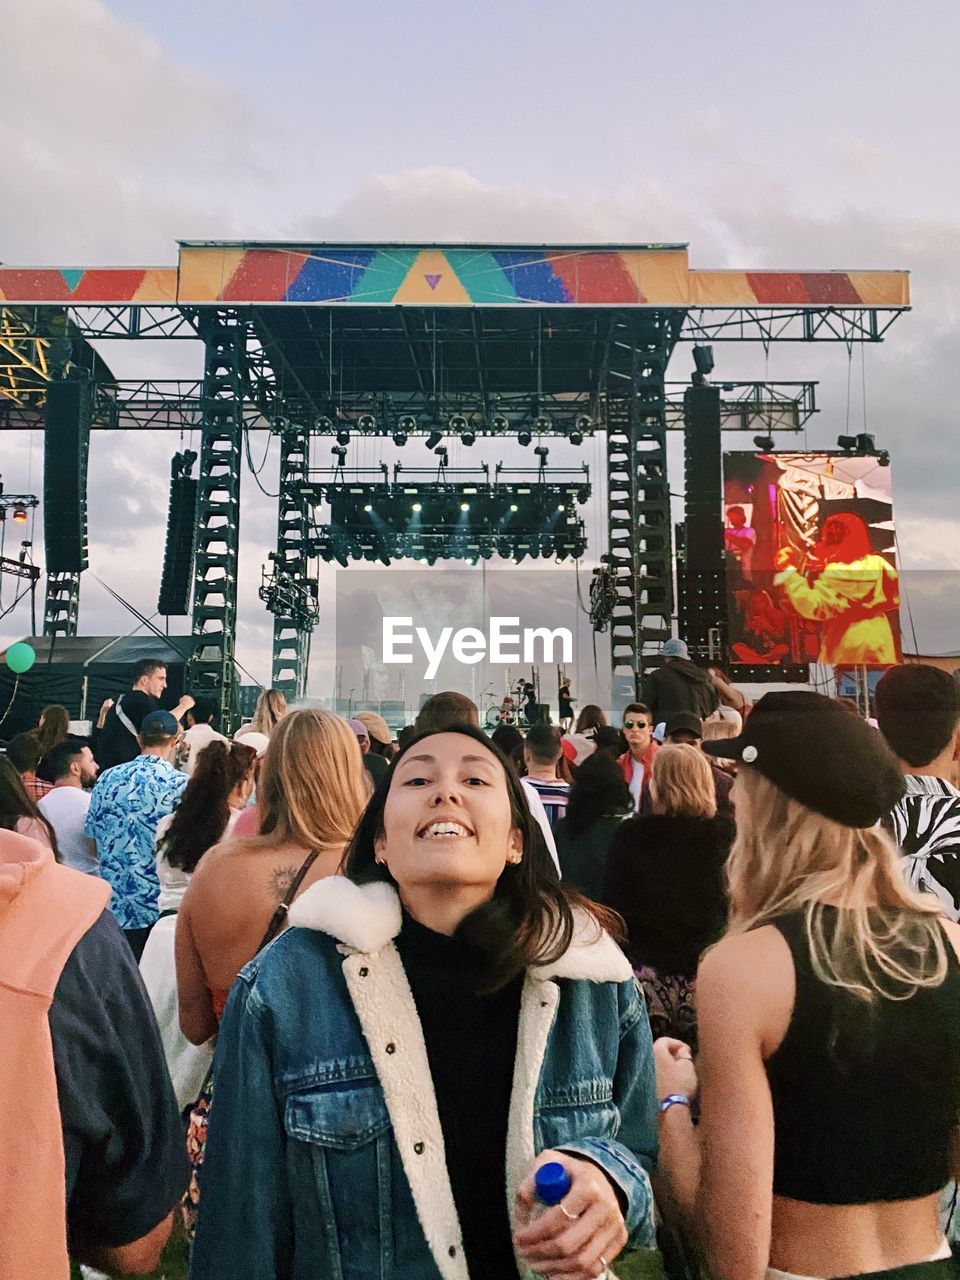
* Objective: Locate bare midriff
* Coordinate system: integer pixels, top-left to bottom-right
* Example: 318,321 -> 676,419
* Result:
769,1191 -> 944,1277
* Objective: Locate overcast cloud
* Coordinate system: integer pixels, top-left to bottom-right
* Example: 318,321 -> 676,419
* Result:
2,0 -> 959,691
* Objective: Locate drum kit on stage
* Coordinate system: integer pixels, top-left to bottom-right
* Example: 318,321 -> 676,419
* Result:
484,681 -> 534,729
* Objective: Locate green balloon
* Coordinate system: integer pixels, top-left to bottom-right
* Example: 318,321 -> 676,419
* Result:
5,642 -> 36,674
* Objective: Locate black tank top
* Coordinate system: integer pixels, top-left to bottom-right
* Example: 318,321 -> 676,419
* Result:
766,907 -> 960,1204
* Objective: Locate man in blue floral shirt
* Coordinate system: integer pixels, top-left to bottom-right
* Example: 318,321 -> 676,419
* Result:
85,710 -> 188,959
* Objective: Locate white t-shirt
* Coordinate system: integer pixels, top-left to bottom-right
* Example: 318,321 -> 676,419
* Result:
38,786 -> 97,873
180,723 -> 230,776
628,759 -> 645,813
520,779 -> 561,874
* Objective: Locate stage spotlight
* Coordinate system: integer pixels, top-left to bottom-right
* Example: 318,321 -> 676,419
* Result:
461,430 -> 476,446
854,433 -> 876,453
336,430 -> 350,447
364,504 -> 373,513
837,434 -> 858,450
534,445 -> 549,464
426,430 -> 442,450
569,430 -> 584,446
535,416 -> 551,433
460,502 -> 470,512
692,345 -> 715,376
518,430 -> 532,446
331,445 -> 347,465
358,414 -> 377,432
492,414 -> 509,432
753,435 -> 775,451
412,502 -> 422,512
315,415 -> 333,432
557,503 -> 565,512
449,415 -> 467,432
510,504 -> 518,512
398,415 -> 417,433
877,450 -> 890,467
12,507 -> 27,524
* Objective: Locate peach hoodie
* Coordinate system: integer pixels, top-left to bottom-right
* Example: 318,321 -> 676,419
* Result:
0,828 -> 110,1279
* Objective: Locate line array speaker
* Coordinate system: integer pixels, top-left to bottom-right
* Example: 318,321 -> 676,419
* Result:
158,474 -> 199,615
43,380 -> 91,574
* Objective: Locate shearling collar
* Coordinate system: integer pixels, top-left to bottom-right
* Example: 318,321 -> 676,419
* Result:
288,877 -> 631,984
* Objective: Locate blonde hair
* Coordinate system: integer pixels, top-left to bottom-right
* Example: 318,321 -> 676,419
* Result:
702,719 -> 738,769
651,744 -> 717,819
253,710 -> 371,852
726,767 -> 947,1002
249,688 -> 288,736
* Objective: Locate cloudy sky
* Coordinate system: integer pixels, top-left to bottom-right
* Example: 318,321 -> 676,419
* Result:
2,0 -> 959,699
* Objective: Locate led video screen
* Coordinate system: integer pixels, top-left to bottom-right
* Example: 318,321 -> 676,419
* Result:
723,452 -> 902,668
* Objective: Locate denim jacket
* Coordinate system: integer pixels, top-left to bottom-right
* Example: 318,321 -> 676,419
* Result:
191,879 -> 658,1280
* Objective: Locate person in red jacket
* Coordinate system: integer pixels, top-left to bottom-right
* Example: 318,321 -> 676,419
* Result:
617,703 -> 659,813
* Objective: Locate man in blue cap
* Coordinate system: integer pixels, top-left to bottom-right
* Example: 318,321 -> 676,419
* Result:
640,637 -> 719,727
85,710 -> 188,959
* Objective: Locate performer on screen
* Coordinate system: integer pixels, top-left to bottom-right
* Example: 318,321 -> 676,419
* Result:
773,511 -> 900,665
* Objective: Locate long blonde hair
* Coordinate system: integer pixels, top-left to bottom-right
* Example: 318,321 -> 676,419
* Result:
253,710 -> 371,851
249,688 -> 288,736
702,719 -> 738,770
651,744 -> 717,819
727,767 -> 947,1002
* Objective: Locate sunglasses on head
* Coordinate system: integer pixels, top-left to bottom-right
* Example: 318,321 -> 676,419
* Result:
624,719 -> 649,730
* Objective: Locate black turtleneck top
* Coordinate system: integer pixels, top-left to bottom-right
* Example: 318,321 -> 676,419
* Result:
394,910 -> 523,1279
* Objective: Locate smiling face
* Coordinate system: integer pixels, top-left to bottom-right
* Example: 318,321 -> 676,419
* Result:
375,732 -> 523,896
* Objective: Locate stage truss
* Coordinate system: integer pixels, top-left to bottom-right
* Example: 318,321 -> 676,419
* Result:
0,243 -> 909,722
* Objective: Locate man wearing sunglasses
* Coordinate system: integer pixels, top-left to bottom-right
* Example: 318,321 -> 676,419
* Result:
617,703 -> 659,813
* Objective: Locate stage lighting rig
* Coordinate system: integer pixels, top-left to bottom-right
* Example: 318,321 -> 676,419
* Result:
518,429 -> 532,446
461,429 -> 476,446
12,507 -> 27,525
535,416 -> 551,433
448,415 -> 467,433
534,446 -> 549,468
358,414 -> 377,432
753,435 -> 775,451
336,430 -> 351,447
332,445 -> 348,466
315,415 -> 333,432
492,414 -> 509,432
393,431 -> 408,446
425,430 -> 443,450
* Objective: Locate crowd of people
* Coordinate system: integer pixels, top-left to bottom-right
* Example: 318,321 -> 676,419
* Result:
4,646 -> 960,1280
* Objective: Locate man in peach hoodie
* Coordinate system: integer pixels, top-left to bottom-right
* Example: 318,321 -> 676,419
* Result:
0,827 -> 188,1277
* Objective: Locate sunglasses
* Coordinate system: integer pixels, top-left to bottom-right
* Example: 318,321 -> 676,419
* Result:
624,719 -> 650,730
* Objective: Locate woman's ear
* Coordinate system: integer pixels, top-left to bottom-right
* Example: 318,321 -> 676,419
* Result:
374,834 -> 387,867
506,827 -> 523,865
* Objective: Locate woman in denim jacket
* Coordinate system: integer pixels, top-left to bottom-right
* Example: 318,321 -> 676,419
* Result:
191,725 -> 658,1280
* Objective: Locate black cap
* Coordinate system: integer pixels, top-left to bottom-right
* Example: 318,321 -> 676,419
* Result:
665,712 -> 703,739
701,690 -> 905,828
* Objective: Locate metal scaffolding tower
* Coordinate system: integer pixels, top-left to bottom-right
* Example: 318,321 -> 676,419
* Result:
189,316 -> 245,728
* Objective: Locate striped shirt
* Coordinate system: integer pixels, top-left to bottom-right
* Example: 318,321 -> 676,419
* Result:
521,777 -> 571,830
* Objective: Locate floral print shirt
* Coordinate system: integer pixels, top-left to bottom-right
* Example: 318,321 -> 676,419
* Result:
85,754 -> 187,929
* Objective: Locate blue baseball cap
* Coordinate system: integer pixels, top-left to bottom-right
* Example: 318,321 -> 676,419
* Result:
140,709 -> 180,736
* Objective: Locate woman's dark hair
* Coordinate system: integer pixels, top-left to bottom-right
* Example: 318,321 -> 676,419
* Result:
563,752 -> 632,836
342,724 -> 621,991
160,740 -> 257,874
490,723 -> 523,759
574,704 -> 607,734
36,705 -> 70,756
0,756 -> 59,857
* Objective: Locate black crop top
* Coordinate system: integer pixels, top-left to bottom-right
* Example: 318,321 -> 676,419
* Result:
766,908 -> 960,1204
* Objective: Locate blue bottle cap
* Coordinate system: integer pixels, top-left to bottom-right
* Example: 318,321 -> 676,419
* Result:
534,1161 -> 571,1206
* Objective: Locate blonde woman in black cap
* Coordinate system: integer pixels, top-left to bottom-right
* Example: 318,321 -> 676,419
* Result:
652,691 -> 960,1280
